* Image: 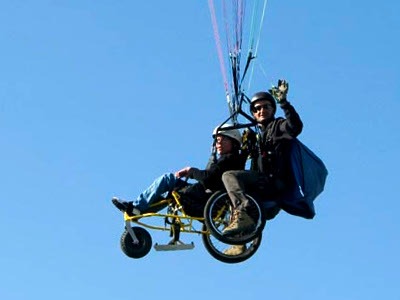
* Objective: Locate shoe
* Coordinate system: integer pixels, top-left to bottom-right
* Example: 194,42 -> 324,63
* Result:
111,197 -> 141,216
111,197 -> 129,211
223,245 -> 246,256
222,210 -> 255,236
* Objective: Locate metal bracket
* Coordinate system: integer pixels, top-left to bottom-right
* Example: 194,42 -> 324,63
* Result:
125,220 -> 139,244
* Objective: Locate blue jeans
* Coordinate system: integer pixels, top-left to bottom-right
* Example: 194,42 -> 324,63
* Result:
134,173 -> 187,211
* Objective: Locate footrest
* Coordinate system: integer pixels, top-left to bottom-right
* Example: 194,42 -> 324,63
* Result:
154,241 -> 195,251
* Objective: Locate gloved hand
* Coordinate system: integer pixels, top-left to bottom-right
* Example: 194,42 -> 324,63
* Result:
269,79 -> 289,103
241,128 -> 257,157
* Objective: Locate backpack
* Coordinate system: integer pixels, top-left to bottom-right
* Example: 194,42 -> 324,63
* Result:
279,139 -> 328,219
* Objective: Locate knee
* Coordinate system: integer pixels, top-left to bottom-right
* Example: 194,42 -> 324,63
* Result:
222,170 -> 239,184
161,173 -> 176,183
222,170 -> 232,181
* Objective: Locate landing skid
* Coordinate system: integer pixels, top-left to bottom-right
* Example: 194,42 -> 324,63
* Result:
154,241 -> 195,251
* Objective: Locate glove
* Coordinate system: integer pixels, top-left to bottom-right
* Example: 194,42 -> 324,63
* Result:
241,128 -> 257,158
269,79 -> 289,103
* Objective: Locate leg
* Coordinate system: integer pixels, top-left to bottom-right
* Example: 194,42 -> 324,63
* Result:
221,170 -> 261,235
222,170 -> 260,211
134,173 -> 186,211
112,173 -> 186,215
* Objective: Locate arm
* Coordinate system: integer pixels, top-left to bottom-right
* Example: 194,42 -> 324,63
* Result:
270,79 -> 303,137
279,100 -> 303,137
174,166 -> 214,182
187,154 -> 232,182
182,153 -> 243,189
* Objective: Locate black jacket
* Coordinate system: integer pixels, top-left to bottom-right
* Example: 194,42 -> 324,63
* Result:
188,152 -> 245,191
179,152 -> 246,216
253,100 -> 303,189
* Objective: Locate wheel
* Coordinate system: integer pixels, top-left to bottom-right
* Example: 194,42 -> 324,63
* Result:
204,190 -> 266,244
201,224 -> 262,264
120,226 -> 152,259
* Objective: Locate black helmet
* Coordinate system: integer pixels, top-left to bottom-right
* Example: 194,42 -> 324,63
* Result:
250,91 -> 276,113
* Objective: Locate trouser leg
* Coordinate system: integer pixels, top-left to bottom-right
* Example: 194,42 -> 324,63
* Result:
221,170 -> 262,235
222,170 -> 260,211
135,173 -> 186,211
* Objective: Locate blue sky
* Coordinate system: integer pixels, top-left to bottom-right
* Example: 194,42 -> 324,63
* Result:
1,1 -> 399,299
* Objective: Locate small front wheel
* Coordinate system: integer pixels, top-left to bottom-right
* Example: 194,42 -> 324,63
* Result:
204,190 -> 266,244
120,226 -> 152,259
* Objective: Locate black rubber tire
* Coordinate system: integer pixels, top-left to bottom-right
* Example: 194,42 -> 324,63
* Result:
201,224 -> 262,264
204,190 -> 266,244
120,226 -> 152,259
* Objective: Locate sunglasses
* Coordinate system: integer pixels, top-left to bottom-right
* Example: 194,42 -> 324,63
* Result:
252,104 -> 273,113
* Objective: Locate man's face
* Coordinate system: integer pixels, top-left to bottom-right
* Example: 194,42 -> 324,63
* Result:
215,135 -> 233,155
252,100 -> 275,124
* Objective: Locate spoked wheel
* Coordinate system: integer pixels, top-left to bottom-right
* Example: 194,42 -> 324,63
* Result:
204,190 -> 266,244
120,226 -> 152,259
201,224 -> 262,264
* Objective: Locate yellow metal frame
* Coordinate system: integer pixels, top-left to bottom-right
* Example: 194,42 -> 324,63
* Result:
123,191 -> 208,235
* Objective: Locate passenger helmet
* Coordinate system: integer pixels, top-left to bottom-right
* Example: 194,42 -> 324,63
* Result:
250,91 -> 276,113
213,124 -> 242,145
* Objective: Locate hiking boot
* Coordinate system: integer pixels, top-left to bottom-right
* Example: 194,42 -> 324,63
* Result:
222,210 -> 255,236
223,244 -> 246,256
111,197 -> 141,216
